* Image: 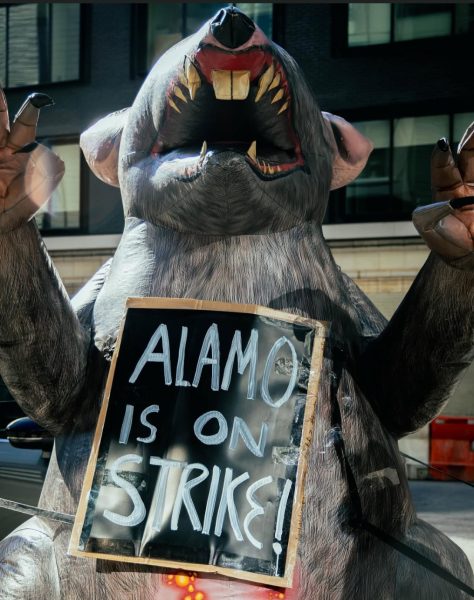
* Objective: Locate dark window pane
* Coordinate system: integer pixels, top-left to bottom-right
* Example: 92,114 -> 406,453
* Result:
147,4 -> 183,69
345,120 -> 392,220
8,4 -> 40,87
51,4 -> 80,82
454,113 -> 474,145
348,3 -> 457,47
348,4 -> 391,46
393,116 -> 448,212
394,4 -> 451,42
37,143 -> 80,230
0,8 -> 6,85
6,3 -> 80,88
455,5 -> 474,34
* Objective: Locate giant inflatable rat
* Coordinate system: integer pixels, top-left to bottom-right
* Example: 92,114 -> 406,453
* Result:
0,8 -> 473,600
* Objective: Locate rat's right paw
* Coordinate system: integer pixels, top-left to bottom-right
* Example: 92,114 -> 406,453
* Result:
412,125 -> 474,271
0,89 -> 64,233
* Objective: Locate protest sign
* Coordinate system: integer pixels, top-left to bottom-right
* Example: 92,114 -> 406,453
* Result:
70,298 -> 326,587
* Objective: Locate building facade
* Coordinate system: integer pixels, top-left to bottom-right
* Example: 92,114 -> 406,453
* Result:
1,3 -> 473,469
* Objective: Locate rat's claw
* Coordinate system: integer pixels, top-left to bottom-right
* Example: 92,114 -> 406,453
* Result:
431,139 -> 463,201
0,88 -> 9,148
28,93 -> 54,110
458,122 -> 474,186
8,93 -> 54,151
413,200 -> 474,270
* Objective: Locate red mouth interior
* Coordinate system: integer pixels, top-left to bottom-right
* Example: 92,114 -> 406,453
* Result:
155,46 -> 305,179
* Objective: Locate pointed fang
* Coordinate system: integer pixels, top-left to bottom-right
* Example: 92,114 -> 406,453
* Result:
185,59 -> 201,83
185,58 -> 201,99
200,141 -> 207,160
255,63 -> 275,102
174,86 -> 188,103
247,140 -> 257,161
188,83 -> 200,100
271,89 -> 285,104
268,73 -> 281,92
169,98 -> 181,113
277,101 -> 289,115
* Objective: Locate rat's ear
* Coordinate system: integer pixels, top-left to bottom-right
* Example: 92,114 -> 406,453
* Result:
80,108 -> 129,187
322,112 -> 373,190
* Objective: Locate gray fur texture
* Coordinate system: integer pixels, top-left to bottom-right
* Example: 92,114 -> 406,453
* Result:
0,11 -> 473,600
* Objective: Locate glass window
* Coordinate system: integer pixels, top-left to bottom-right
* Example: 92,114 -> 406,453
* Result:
454,113 -> 474,144
347,4 -> 470,47
0,8 -> 6,85
36,142 -> 81,231
8,4 -> 40,88
147,4 -> 183,68
328,112 -> 469,224
455,5 -> 474,34
394,4 -> 451,42
393,115 -> 449,210
146,3 -> 273,70
1,4 -> 80,89
345,120 -> 391,218
348,4 -> 391,47
51,4 -> 81,82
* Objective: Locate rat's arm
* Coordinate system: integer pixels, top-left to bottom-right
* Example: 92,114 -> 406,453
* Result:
357,126 -> 474,437
0,90 -> 92,435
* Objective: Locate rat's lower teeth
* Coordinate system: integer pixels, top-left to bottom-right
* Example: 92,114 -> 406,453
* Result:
247,141 -> 257,161
200,141 -> 207,161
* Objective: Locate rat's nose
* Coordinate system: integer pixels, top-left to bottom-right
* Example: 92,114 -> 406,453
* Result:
210,7 -> 256,49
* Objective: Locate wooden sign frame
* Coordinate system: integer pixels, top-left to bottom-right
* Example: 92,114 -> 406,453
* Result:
70,297 -> 327,588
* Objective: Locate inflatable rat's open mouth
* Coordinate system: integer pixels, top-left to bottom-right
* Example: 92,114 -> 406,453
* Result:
153,46 -> 305,182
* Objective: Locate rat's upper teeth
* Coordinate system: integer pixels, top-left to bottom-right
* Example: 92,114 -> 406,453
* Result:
255,63 -> 275,103
185,58 -> 201,100
211,70 -> 250,100
169,98 -> 181,113
247,140 -> 257,161
271,89 -> 285,104
200,141 -> 207,160
232,71 -> 251,100
268,73 -> 281,92
173,86 -> 187,104
211,70 -> 231,99
277,101 -> 289,115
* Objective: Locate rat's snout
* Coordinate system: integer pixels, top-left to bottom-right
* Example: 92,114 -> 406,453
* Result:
210,6 -> 256,49
192,8 -> 274,103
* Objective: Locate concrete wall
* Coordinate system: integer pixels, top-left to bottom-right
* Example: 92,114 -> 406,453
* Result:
330,242 -> 473,477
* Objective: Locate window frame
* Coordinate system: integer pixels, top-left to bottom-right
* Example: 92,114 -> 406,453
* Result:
325,110 -> 473,227
36,135 -> 88,237
1,3 -> 89,91
331,4 -> 471,59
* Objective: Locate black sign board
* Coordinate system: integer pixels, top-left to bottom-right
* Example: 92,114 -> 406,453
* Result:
70,298 -> 326,587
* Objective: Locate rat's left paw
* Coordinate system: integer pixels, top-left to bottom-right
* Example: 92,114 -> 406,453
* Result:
413,124 -> 474,270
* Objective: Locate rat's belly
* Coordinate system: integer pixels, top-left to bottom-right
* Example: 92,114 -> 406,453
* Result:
88,218 -> 412,599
